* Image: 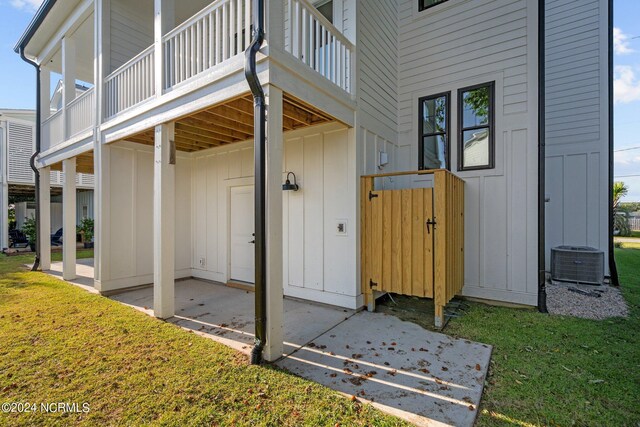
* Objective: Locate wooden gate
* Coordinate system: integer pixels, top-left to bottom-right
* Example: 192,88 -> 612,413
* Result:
361,169 -> 464,328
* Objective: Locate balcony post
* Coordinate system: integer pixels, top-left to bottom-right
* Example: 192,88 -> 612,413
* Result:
265,0 -> 284,52
62,158 -> 77,280
39,167 -> 51,270
154,0 -> 175,96
61,35 -> 77,140
95,0 -> 110,125
153,122 -> 175,319
40,66 -> 50,122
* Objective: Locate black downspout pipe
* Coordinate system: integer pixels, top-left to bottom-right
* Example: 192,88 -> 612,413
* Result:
537,0 -> 547,313
607,0 -> 619,286
245,0 -> 266,365
19,48 -> 41,272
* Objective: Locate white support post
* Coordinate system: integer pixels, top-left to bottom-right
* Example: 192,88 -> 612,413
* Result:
154,0 -> 175,96
0,124 -> 7,250
263,85 -> 284,361
62,158 -> 77,280
40,66 -> 51,122
153,122 -> 175,319
40,167 -> 51,270
93,141 -> 110,291
61,36 -> 77,139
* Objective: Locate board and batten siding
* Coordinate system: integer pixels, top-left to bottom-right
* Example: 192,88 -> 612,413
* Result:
109,0 -> 153,73
544,0 -> 609,273
101,142 -> 192,292
191,123 -> 359,308
392,0 -> 539,305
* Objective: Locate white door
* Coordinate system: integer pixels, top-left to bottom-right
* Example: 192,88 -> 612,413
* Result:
230,186 -> 255,283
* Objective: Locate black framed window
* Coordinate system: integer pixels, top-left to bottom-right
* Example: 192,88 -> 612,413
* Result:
418,92 -> 450,170
458,82 -> 495,170
419,0 -> 448,12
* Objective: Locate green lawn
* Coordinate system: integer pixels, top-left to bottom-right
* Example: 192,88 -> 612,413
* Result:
0,252 -> 406,426
1,247 -> 639,426
447,241 -> 640,426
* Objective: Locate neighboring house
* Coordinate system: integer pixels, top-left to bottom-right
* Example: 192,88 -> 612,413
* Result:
0,109 -> 94,249
14,0 -> 613,361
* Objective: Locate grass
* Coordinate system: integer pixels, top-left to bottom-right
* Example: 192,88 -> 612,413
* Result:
1,248 -> 639,426
0,252 -> 407,426
445,242 -> 640,426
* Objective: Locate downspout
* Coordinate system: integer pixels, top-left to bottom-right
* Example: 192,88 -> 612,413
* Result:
607,0 -> 619,286
18,48 -> 41,272
244,0 -> 266,364
537,0 -> 547,313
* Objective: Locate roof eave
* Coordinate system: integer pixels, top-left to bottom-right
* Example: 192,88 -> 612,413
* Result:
13,0 -> 58,56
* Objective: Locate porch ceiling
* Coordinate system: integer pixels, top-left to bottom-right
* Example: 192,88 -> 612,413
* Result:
50,150 -> 94,175
125,93 -> 336,153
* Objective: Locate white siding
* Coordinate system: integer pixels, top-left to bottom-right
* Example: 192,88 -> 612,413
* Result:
110,0 -> 153,72
357,0 -> 398,141
544,0 -> 609,273
392,0 -> 539,305
191,124 -> 359,308
105,143 -> 191,289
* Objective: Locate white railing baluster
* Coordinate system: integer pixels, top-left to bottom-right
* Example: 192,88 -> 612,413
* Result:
284,0 -> 354,94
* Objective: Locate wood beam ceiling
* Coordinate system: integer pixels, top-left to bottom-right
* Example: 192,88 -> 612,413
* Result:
122,93 -> 336,153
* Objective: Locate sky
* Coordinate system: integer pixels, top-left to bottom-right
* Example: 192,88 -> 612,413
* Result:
0,0 -> 639,201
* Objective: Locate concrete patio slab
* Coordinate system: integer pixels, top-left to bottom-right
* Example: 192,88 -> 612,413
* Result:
110,278 -> 353,356
44,261 -> 492,426
276,312 -> 492,427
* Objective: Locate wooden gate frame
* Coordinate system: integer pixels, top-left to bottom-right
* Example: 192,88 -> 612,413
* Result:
361,169 -> 464,328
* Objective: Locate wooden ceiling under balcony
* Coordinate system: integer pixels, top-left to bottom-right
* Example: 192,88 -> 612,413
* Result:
47,93 -> 334,175
127,93 -> 335,152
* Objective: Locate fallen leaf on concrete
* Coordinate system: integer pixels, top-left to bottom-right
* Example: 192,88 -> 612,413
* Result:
475,364 -> 481,371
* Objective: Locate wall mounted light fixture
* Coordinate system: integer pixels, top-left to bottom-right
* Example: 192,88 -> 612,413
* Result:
282,171 -> 299,191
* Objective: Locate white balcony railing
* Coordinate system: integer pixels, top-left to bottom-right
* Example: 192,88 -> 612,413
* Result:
66,87 -> 95,138
163,0 -> 252,90
41,109 -> 63,152
286,0 -> 354,93
104,45 -> 155,118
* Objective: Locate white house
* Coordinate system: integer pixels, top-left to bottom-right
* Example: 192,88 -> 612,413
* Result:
15,0 -> 613,362
0,108 -> 94,249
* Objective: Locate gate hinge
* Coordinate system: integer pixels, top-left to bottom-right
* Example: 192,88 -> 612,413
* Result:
369,279 -> 378,289
368,191 -> 379,201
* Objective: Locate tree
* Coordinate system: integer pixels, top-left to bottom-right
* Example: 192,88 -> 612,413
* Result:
613,182 -> 630,236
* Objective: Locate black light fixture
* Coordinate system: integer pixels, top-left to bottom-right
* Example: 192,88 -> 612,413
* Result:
282,171 -> 299,191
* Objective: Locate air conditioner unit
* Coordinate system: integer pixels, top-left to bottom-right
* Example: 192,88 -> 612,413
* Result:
551,246 -> 604,285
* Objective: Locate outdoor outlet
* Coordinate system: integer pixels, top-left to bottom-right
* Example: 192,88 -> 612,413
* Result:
336,220 -> 347,236
378,151 -> 389,169
199,258 -> 206,267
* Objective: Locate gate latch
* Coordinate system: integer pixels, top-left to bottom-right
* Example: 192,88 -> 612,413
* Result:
369,191 -> 379,201
369,279 -> 378,289
426,218 -> 437,233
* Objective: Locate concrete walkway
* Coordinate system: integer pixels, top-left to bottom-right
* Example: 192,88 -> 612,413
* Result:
46,260 -> 492,426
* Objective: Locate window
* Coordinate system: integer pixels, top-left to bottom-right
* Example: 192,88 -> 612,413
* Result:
315,0 -> 333,23
419,0 -> 448,12
419,92 -> 450,170
458,82 -> 494,170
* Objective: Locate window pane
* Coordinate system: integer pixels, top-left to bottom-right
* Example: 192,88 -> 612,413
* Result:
316,1 -> 333,23
422,96 -> 447,134
462,86 -> 490,128
422,135 -> 447,169
461,128 -> 490,168
421,0 -> 448,9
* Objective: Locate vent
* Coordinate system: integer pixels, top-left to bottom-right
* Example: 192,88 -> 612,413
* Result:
551,246 -> 604,285
7,121 -> 35,183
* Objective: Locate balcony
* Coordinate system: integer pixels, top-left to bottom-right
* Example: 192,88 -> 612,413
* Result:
103,0 -> 354,120
41,86 -> 95,153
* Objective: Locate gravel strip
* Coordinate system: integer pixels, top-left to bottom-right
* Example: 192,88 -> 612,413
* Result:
546,282 -> 629,320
